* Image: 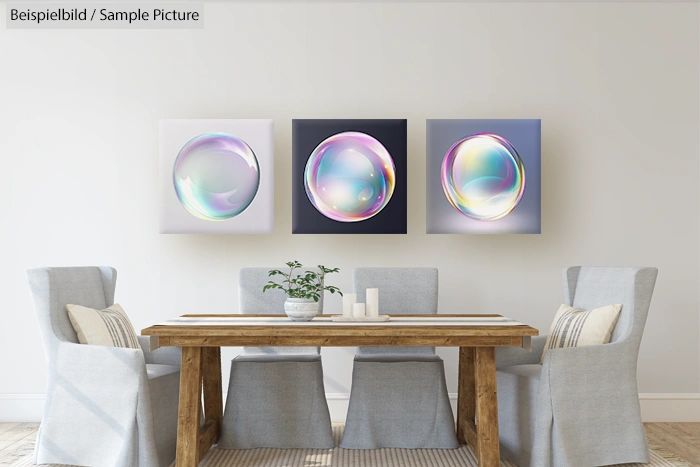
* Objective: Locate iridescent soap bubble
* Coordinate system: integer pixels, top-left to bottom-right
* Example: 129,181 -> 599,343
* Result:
304,131 -> 396,222
173,133 -> 259,221
441,133 -> 525,221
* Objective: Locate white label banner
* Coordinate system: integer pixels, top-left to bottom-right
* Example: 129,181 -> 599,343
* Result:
6,3 -> 204,29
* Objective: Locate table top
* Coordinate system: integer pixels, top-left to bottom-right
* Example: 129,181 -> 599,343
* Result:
142,314 -> 539,338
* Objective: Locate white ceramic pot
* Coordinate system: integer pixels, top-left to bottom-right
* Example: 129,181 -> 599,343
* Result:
284,298 -> 319,322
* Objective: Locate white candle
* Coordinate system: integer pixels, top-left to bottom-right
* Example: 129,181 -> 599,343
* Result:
353,303 -> 366,319
366,288 -> 379,318
342,293 -> 357,318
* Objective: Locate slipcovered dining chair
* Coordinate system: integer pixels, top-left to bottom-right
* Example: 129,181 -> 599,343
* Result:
340,267 -> 459,449
218,267 -> 334,449
26,267 -> 181,467
495,266 -> 658,467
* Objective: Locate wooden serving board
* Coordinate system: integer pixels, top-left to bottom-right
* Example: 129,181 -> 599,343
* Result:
331,315 -> 391,322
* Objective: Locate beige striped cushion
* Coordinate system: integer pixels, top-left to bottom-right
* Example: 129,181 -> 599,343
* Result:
541,303 -> 622,363
66,303 -> 140,349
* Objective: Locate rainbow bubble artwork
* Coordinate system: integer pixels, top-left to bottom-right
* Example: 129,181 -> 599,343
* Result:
304,131 -> 396,222
293,119 -> 407,234
441,133 -> 525,221
426,119 -> 541,234
159,119 -> 274,234
173,133 -> 260,221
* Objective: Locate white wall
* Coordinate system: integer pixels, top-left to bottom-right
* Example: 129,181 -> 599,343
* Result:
1,2 -> 699,421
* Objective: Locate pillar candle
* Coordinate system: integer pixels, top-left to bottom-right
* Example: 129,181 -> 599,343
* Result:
353,303 -> 366,319
366,288 -> 379,318
342,293 -> 357,318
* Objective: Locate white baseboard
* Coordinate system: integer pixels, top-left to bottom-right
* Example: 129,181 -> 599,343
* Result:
638,393 -> 700,422
0,394 -> 45,423
2,393 -> 699,423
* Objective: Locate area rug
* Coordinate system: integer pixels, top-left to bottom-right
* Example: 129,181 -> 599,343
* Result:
9,425 -> 689,467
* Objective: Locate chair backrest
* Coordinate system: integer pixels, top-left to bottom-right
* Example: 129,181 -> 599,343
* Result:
239,267 -> 322,355
26,267 -> 117,357
353,267 -> 438,356
563,266 -> 657,347
353,267 -> 438,315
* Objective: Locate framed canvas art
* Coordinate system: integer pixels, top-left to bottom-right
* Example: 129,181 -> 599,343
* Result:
292,119 -> 407,234
426,119 -> 541,234
159,119 -> 274,234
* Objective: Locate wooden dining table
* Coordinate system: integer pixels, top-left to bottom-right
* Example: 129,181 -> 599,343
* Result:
141,314 -> 538,467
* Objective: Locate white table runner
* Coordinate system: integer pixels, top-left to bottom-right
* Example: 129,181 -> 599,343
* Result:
156,316 -> 528,327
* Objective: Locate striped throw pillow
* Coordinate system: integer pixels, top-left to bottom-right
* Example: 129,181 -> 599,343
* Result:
541,304 -> 622,363
66,303 -> 140,349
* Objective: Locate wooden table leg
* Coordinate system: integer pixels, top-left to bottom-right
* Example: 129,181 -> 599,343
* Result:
176,346 -> 203,467
457,347 -> 476,446
475,347 -> 500,467
199,347 -> 223,461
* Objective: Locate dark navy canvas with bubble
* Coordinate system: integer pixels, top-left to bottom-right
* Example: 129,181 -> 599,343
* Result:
293,119 -> 407,234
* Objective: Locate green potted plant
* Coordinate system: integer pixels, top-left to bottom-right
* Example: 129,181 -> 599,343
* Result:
263,261 -> 343,321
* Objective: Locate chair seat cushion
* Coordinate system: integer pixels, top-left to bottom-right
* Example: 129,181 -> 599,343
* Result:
243,346 -> 319,355
233,354 -> 321,363
146,363 -> 180,380
356,346 -> 436,357
355,353 -> 442,363
497,364 -> 543,380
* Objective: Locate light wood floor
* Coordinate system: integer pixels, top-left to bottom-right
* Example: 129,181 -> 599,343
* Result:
0,422 -> 698,466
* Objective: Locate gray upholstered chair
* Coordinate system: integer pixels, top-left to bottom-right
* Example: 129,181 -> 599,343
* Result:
218,267 -> 334,449
495,266 -> 658,467
340,267 -> 459,449
26,267 -> 181,467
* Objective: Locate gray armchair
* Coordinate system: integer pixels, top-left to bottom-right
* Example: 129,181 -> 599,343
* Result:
495,266 -> 658,467
217,267 -> 334,449
26,267 -> 181,467
340,267 -> 459,449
